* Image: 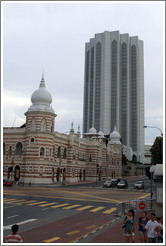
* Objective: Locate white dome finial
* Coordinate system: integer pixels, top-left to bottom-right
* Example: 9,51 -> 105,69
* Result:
40,71 -> 45,88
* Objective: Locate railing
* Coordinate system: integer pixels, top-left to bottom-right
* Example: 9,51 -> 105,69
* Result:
115,198 -> 155,216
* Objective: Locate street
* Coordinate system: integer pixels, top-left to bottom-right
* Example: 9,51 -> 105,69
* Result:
3,176 -> 152,243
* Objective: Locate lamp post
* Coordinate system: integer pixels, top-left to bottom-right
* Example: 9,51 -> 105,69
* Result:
144,125 -> 163,136
144,125 -> 163,163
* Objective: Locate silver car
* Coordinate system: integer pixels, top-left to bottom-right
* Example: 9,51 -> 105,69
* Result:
134,180 -> 145,189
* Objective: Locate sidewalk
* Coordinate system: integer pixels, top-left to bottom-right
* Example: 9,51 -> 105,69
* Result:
89,210 -> 155,243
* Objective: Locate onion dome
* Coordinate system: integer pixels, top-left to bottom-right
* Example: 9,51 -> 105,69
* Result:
109,126 -> 121,144
88,127 -> 97,134
28,74 -> 54,113
98,131 -> 105,139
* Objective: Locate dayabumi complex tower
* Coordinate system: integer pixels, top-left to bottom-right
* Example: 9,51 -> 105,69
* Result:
83,30 -> 144,162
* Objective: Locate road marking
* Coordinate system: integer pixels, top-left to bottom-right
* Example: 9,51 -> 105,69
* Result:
18,200 -> 37,204
103,207 -> 117,214
7,215 -> 19,219
3,219 -> 37,230
85,225 -> 96,230
4,199 -> 26,204
41,207 -> 50,211
43,237 -> 60,243
39,202 -> 58,207
63,204 -> 81,209
76,205 -> 94,211
90,206 -> 105,212
138,193 -> 150,199
66,230 -> 80,235
51,203 -> 69,208
26,201 -> 47,206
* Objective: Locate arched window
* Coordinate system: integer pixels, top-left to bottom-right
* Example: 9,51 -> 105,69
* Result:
3,143 -> 6,155
63,148 -> 67,159
16,142 -> 23,156
57,146 -> 61,158
40,118 -> 47,132
40,147 -> 45,157
51,121 -> 54,132
9,146 -> 12,157
30,118 -> 36,131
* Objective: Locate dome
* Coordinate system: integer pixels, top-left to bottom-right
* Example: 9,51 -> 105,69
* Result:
109,126 -> 121,144
27,74 -> 54,113
98,131 -> 104,136
88,127 -> 97,134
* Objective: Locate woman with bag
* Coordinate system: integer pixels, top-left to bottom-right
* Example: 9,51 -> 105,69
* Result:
138,211 -> 149,243
123,209 -> 136,243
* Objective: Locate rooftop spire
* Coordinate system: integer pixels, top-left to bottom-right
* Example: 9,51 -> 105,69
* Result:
40,70 -> 45,88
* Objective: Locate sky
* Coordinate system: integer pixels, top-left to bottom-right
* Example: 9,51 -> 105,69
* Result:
2,1 -> 164,145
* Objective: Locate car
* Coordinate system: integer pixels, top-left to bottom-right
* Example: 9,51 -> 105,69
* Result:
3,180 -> 13,187
134,180 -> 145,189
103,180 -> 114,188
110,178 -> 121,185
117,180 -> 128,188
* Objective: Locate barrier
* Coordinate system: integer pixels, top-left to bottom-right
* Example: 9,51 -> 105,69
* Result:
115,198 -> 155,216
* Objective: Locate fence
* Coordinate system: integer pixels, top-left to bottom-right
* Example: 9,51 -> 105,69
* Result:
115,198 -> 155,216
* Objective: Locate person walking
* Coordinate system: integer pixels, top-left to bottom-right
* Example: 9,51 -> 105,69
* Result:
138,211 -> 149,243
145,213 -> 159,243
123,209 -> 136,243
6,224 -> 23,243
155,216 -> 163,243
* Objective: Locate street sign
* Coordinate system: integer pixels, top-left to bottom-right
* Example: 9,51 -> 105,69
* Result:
139,201 -> 145,210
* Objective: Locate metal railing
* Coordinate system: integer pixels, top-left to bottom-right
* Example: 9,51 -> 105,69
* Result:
115,198 -> 155,216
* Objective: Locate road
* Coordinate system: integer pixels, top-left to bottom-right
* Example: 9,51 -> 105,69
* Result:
3,176 -> 152,243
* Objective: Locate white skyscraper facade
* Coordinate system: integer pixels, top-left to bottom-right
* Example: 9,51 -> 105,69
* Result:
83,31 -> 144,162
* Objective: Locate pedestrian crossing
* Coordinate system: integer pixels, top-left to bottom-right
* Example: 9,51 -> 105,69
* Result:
3,197 -> 117,214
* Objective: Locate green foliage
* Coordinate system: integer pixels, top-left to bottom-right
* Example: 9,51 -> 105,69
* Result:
122,154 -> 128,165
150,136 -> 163,164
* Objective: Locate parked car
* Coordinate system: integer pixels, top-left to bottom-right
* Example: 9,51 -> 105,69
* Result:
111,178 -> 121,185
134,180 -> 145,189
103,180 -> 113,188
3,180 -> 13,187
117,180 -> 128,188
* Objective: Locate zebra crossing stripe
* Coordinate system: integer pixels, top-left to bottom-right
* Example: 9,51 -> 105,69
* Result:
51,203 -> 69,208
63,204 -> 81,209
103,207 -> 117,214
76,205 -> 93,211
90,206 -> 105,212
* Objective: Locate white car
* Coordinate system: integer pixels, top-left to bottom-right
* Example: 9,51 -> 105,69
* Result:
134,180 -> 145,189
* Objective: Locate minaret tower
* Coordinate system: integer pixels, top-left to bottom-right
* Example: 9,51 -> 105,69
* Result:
24,74 -> 57,183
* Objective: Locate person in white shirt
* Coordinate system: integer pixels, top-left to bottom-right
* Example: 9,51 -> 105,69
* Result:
145,213 -> 159,243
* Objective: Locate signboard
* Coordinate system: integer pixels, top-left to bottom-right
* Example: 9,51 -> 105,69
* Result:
139,201 -> 145,210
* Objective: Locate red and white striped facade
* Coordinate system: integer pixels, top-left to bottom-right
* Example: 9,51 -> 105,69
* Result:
3,77 -> 122,184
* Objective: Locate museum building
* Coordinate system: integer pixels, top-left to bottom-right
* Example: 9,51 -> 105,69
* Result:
3,75 -> 122,184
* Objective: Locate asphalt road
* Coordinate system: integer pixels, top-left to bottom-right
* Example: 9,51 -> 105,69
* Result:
3,177 -> 152,243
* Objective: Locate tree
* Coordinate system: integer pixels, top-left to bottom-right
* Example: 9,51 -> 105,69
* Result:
122,154 -> 128,166
150,136 -> 163,164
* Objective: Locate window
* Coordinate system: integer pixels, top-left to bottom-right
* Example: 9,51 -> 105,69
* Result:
16,142 -> 23,156
30,137 -> 35,144
30,118 -> 36,131
40,147 -> 45,157
8,146 -> 12,157
57,146 -> 61,158
3,143 -> 6,155
63,148 -> 67,159
40,118 -> 47,132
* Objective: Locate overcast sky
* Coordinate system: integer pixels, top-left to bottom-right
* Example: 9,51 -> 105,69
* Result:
2,1 -> 164,145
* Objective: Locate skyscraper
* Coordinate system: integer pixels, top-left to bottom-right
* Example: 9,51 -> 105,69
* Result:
83,30 -> 144,162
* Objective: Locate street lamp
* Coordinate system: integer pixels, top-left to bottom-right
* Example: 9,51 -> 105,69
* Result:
144,126 -> 163,136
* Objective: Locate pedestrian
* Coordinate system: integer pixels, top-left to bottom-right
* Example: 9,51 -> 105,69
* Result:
123,209 -> 136,243
155,216 -> 163,243
138,211 -> 149,243
145,212 -> 159,243
6,224 -> 23,243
